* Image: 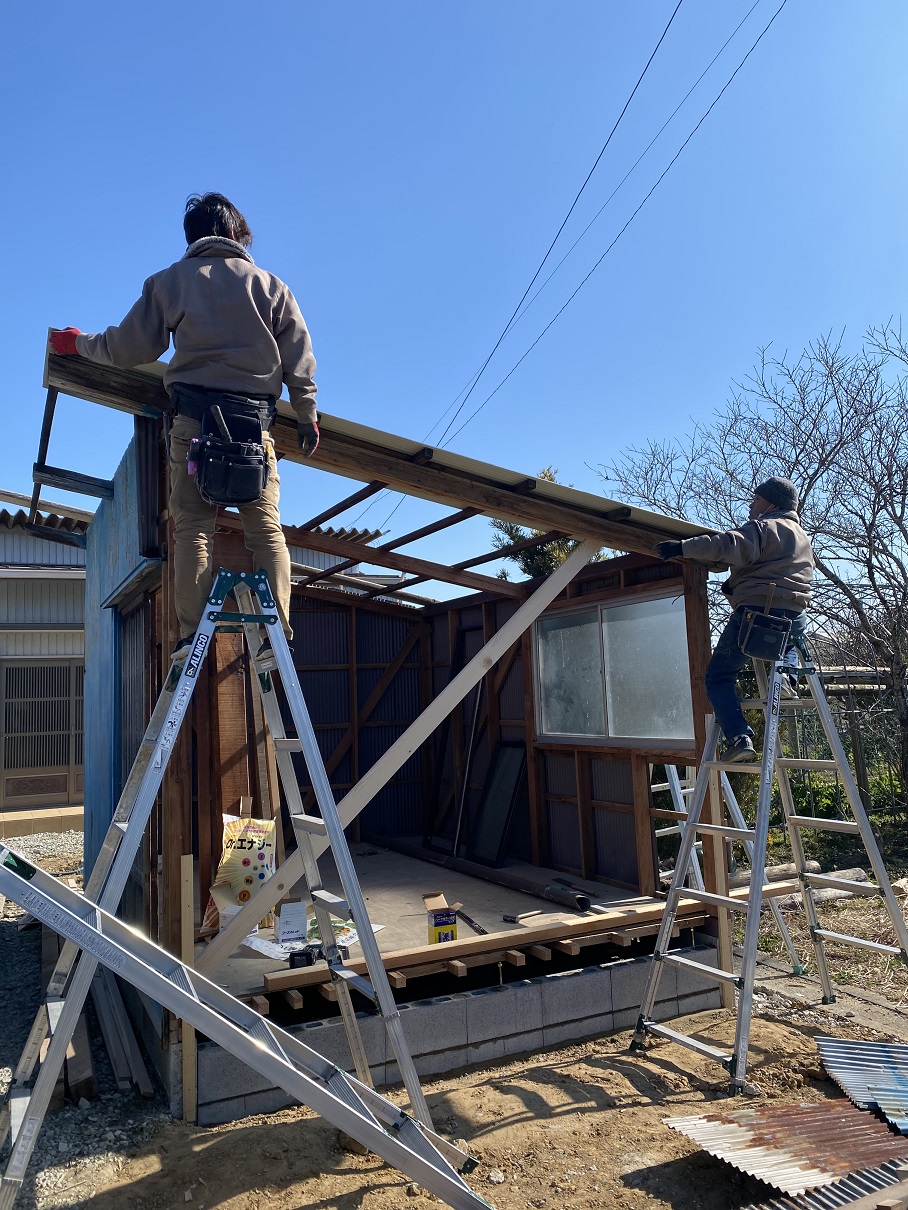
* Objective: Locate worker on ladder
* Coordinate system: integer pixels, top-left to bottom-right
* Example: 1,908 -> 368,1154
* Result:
48,192 -> 320,659
653,476 -> 815,763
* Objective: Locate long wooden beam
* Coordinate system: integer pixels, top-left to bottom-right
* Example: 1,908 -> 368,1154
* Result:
196,538 -> 599,975
284,528 -> 526,599
44,354 -> 683,554
297,480 -> 387,530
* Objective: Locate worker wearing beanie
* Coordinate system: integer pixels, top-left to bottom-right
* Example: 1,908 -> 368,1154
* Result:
652,476 -> 814,763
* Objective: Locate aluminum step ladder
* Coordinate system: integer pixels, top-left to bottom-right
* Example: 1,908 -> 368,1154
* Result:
0,569 -> 462,1207
631,640 -> 908,1094
654,764 -> 803,971
0,845 -> 492,1209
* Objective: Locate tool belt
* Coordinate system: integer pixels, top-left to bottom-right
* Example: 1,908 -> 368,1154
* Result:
738,608 -> 791,661
173,386 -> 273,507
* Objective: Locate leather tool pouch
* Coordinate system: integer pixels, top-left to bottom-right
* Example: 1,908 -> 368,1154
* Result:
193,405 -> 270,506
738,610 -> 791,661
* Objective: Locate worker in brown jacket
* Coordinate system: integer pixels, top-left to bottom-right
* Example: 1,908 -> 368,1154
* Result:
49,193 -> 318,657
653,476 -> 814,762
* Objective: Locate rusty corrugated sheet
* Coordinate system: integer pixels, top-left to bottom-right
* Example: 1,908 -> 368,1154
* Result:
817,1036 -> 908,1112
741,1157 -> 908,1209
666,1100 -> 908,1196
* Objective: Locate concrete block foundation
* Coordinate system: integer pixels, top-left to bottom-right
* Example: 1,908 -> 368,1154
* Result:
183,943 -> 721,1126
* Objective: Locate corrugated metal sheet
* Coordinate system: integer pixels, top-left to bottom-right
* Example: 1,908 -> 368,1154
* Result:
0,579 -> 85,625
292,607 -> 348,666
361,781 -> 424,839
0,530 -> 86,566
356,666 -> 420,721
548,799 -> 581,869
544,752 -> 576,797
868,1083 -> 908,1134
816,1036 -> 908,1110
742,1158 -> 908,1209
296,670 -> 348,724
0,632 -> 84,658
590,758 -> 634,804
593,807 -> 638,884
119,604 -> 146,790
666,1101 -> 908,1196
497,658 -> 525,722
355,612 -> 415,665
432,615 -> 449,664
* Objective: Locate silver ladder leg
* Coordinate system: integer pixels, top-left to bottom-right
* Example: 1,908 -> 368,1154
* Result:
0,847 -> 493,1210
0,576 -> 232,1206
232,573 -> 433,1128
652,765 -> 705,892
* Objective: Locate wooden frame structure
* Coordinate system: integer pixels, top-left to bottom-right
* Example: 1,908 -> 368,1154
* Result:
38,350 -> 730,999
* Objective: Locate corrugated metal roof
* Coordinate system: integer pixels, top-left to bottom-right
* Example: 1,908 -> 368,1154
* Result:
0,507 -> 89,535
742,1158 -> 908,1210
817,1036 -> 908,1111
868,1082 -> 908,1135
665,1100 -> 908,1196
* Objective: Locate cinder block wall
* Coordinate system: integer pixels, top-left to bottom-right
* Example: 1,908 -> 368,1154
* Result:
178,945 -> 720,1126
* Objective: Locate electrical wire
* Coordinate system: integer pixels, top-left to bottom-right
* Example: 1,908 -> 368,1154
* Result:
432,0 -> 686,448
443,0 -> 789,446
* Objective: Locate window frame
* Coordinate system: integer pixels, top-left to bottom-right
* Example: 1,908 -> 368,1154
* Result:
533,587 -> 695,748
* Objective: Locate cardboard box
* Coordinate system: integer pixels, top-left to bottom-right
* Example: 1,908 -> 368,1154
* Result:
423,891 -> 458,944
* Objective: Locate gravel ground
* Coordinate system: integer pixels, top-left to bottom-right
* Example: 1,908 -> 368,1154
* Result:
0,831 -> 170,1208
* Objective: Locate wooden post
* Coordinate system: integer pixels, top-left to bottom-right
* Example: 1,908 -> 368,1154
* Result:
631,754 -> 657,896
180,853 -> 197,1123
576,752 -> 596,879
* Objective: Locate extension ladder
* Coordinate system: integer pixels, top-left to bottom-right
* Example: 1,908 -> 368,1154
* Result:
0,569 -> 487,1209
631,640 -> 908,1094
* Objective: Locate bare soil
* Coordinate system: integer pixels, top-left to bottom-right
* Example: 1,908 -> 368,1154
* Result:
33,1006 -> 899,1210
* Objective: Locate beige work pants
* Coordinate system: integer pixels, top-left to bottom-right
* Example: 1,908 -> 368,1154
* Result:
168,414 -> 292,639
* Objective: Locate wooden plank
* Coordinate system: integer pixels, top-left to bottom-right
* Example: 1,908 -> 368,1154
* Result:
65,1014 -> 98,1104
387,970 -> 407,989
282,989 -> 304,1010
554,940 -> 580,956
100,968 -> 155,1098
527,944 -> 552,960
211,632 -> 251,817
250,995 -> 270,1015
198,541 -> 600,975
631,754 -> 657,896
180,854 -> 197,1124
445,960 -> 468,977
262,890 -> 747,993
90,969 -> 132,1092
297,480 -> 387,531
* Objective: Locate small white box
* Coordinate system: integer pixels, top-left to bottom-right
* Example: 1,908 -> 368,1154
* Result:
277,900 -> 309,945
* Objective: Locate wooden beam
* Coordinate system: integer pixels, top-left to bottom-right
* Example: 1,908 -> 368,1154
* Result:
262,892 -> 735,993
631,754 -> 657,896
44,354 -> 683,553
197,539 -> 598,975
33,463 -> 114,499
297,480 -> 387,530
285,528 -> 526,599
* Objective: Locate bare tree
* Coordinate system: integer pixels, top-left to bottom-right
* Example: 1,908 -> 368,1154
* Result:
601,332 -> 908,793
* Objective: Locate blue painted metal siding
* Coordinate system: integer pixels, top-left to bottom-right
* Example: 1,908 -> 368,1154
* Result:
84,438 -> 144,875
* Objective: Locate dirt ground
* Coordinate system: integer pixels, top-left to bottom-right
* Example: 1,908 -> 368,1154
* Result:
33,1003 -> 901,1210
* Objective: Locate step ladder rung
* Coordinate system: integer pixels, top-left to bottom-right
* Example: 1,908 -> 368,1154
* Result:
813,928 -> 902,956
776,757 -> 839,771
662,952 -> 739,986
739,697 -> 811,709
641,1021 -> 733,1063
787,814 -> 860,835
273,737 -> 303,752
331,968 -> 377,1001
671,888 -> 746,912
44,998 -> 65,1035
803,872 -> 880,896
291,813 -> 328,836
8,1089 -> 30,1145
706,760 -> 763,773
312,890 -> 352,919
693,822 -> 756,841
111,819 -> 129,834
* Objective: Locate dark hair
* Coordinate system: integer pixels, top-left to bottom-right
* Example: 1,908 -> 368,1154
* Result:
183,193 -> 253,247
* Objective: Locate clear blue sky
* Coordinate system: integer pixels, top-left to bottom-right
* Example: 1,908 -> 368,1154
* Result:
2,2 -> 906,581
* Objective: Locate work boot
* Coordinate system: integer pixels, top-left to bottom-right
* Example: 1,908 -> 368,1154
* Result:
719,735 -> 757,763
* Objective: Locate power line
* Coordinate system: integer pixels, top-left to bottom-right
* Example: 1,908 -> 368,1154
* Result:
432,0 -> 686,448
443,0 -> 789,447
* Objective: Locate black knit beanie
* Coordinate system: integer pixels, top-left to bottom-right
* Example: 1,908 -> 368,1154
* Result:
753,476 -> 798,512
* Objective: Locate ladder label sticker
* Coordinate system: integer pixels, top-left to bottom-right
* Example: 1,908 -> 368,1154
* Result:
185,633 -> 209,680
154,682 -> 195,767
19,890 -> 126,972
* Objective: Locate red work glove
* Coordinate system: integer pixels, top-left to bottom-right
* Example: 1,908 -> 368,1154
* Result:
49,328 -> 82,355
298,420 -> 319,458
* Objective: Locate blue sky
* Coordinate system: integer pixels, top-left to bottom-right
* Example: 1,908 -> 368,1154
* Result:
2,2 -> 906,583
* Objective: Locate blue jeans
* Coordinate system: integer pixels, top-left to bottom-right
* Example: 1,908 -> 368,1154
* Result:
705,607 -> 807,741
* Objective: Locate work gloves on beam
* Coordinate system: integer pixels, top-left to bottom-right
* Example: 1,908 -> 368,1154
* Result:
652,540 -> 684,560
